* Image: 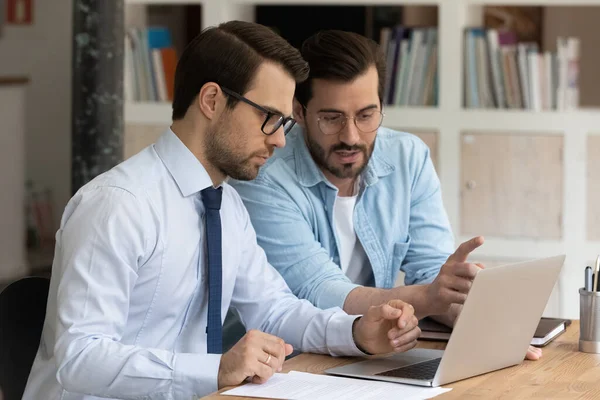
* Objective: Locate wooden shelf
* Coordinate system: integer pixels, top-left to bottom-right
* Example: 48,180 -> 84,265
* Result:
0,76 -> 29,86
126,0 -> 600,7
238,0 -> 439,4
458,109 -> 600,133
125,0 -> 203,4
372,108 -> 600,133
125,102 -> 600,133
467,0 -> 600,5
126,0 -> 441,4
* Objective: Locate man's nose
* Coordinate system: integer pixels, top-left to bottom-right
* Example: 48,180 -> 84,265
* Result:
266,125 -> 286,149
337,119 -> 360,146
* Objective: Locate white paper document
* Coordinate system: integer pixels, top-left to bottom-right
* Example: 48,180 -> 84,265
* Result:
221,370 -> 452,400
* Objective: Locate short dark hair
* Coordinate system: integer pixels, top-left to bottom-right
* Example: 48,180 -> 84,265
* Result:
295,30 -> 386,107
172,20 -> 309,120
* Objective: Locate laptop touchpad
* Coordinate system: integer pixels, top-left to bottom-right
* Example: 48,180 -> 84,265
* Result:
336,348 -> 444,375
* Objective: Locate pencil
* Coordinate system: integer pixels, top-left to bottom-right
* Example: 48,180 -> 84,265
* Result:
593,255 -> 600,292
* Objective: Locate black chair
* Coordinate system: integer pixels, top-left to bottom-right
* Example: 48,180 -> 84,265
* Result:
0,277 -> 50,400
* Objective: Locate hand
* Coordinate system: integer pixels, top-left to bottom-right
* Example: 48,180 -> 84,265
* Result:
218,329 -> 293,388
425,236 -> 485,316
526,345 -> 542,360
353,300 -> 421,355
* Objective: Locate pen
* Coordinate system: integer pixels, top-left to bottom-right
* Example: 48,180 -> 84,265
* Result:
585,266 -> 592,292
595,256 -> 600,292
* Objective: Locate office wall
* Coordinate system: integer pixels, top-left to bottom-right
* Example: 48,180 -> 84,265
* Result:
0,84 -> 26,279
0,0 -> 73,231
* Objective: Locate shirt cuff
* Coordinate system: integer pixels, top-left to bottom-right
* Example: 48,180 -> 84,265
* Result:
173,353 -> 222,399
317,280 -> 361,310
325,313 -> 367,357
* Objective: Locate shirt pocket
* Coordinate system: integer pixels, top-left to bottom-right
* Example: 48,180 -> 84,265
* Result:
391,236 -> 411,270
389,237 -> 411,287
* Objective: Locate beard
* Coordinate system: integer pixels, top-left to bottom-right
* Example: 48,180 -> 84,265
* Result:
204,118 -> 268,181
305,127 -> 374,180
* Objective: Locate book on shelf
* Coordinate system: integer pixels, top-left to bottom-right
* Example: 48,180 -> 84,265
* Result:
418,316 -> 572,347
464,27 -> 579,111
380,25 -> 438,108
125,26 -> 177,103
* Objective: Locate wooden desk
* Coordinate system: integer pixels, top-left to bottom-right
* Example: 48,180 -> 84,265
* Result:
207,321 -> 600,399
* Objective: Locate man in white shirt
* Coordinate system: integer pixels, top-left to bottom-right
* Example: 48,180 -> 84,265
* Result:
23,21 -> 421,400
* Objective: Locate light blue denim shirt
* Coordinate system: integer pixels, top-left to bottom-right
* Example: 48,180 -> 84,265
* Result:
230,125 -> 455,311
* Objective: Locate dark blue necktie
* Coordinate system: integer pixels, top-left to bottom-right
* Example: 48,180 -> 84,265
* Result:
201,187 -> 223,354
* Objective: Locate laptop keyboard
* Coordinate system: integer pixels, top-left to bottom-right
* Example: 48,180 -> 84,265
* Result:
375,357 -> 442,381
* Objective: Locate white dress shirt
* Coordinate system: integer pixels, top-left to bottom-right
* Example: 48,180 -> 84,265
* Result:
23,129 -> 364,400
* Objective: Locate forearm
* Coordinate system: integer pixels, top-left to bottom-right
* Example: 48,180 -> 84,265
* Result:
343,284 -> 434,319
56,337 -> 220,399
233,248 -> 365,357
246,286 -> 364,357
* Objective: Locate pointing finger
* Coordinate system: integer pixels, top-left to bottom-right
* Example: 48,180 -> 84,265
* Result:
448,236 -> 485,263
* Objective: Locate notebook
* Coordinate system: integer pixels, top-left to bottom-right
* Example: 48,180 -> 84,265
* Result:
418,317 -> 571,347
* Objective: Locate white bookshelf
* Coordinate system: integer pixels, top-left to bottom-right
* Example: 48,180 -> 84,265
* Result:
124,0 -> 600,4
125,102 -> 600,132
466,0 -> 600,5
126,0 -> 440,4
126,0 -> 202,3
124,0 -> 600,319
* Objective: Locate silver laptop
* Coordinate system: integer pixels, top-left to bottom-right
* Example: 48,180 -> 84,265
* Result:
325,255 -> 566,387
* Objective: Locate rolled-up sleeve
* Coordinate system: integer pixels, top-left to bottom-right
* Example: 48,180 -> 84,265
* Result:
52,187 -> 219,399
402,143 -> 455,285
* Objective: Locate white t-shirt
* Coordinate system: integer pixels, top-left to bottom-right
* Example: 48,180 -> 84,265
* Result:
333,192 -> 374,286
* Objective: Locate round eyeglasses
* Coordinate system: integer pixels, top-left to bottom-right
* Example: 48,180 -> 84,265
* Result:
313,109 -> 384,136
221,87 -> 296,135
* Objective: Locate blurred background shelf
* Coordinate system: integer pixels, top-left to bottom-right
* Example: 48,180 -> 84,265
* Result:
9,0 -> 600,322
125,102 -> 173,124
4,0 -> 599,317
466,0 -> 600,5
118,0 -> 600,319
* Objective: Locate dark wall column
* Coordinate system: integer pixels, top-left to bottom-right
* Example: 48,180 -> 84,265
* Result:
72,0 -> 124,194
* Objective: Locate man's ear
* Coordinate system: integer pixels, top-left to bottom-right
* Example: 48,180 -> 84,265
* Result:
197,82 -> 223,120
292,99 -> 307,128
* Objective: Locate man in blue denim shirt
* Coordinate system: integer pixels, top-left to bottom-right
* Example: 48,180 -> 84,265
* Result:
230,30 -> 541,361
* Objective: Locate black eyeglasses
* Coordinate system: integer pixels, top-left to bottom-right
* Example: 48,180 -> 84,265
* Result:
221,87 -> 296,135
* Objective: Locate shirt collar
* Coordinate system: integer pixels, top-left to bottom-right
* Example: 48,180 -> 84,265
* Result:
290,125 -> 395,188
154,128 -> 215,197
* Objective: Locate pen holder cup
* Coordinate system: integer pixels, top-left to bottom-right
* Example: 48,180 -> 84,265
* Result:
579,288 -> 600,353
